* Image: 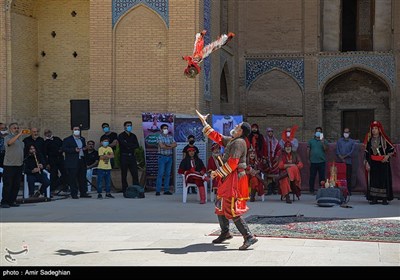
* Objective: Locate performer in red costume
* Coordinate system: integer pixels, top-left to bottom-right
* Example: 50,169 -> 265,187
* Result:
178,147 -> 208,204
196,110 -> 258,250
183,30 -> 235,78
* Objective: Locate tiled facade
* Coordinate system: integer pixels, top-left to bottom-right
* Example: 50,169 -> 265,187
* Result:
0,0 -> 399,144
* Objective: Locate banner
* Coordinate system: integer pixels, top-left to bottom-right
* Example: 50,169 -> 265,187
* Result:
174,116 -> 207,194
142,113 -> 174,190
211,115 -> 243,137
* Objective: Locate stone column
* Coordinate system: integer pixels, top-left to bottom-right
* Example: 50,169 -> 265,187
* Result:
322,0 -> 340,51
373,0 -> 392,51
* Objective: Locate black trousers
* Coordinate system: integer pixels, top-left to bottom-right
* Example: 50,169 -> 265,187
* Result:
120,154 -> 139,193
66,159 -> 87,197
48,156 -> 66,192
1,165 -> 23,205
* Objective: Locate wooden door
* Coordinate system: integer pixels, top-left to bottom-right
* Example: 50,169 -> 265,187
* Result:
342,110 -> 374,142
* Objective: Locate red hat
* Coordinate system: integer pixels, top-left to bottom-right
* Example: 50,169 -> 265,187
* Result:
187,147 -> 196,152
284,141 -> 292,148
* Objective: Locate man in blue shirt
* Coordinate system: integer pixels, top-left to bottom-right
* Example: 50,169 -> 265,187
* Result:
336,128 -> 356,195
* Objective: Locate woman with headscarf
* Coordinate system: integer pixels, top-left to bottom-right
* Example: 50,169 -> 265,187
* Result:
278,141 -> 303,204
364,121 -> 395,205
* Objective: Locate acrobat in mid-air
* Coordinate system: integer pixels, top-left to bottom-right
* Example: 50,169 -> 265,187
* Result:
183,30 -> 235,78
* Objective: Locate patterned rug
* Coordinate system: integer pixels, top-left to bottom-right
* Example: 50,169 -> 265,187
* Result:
211,215 -> 400,243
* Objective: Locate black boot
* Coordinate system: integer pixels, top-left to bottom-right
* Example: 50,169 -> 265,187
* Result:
382,199 -> 389,205
212,215 -> 233,243
233,216 -> 258,250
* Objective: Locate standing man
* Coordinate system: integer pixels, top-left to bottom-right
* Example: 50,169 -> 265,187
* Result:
118,121 -> 140,197
197,110 -> 258,250
307,127 -> 329,194
23,127 -> 45,157
1,123 -> 26,208
336,128 -> 356,195
0,122 -> 8,184
44,129 -> 66,193
100,123 -> 118,168
279,125 -> 299,152
155,124 -> 176,196
62,126 -> 91,199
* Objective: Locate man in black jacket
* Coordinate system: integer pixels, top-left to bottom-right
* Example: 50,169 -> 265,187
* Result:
62,126 -> 91,199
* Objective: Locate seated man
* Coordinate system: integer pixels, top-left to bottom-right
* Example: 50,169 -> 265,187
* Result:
207,143 -> 223,193
278,141 -> 303,204
246,148 -> 265,202
178,147 -> 208,204
24,144 -> 50,197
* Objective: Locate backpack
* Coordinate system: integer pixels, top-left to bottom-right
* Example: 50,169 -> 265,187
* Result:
316,187 -> 344,207
125,185 -> 145,198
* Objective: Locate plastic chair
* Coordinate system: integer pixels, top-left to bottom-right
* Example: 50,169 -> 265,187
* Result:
182,174 -> 207,203
23,169 -> 51,199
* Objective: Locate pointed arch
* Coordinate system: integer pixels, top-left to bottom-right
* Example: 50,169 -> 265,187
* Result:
113,4 -> 168,119
323,69 -> 391,142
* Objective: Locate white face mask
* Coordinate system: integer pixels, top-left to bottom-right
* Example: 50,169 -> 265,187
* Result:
0,130 -> 7,135
230,129 -> 236,137
162,129 -> 168,135
286,132 -> 291,137
73,130 -> 80,136
343,133 -> 350,139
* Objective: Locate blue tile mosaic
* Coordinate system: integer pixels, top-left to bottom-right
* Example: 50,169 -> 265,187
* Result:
246,59 -> 304,89
112,0 -> 169,28
318,54 -> 395,88
203,0 -> 211,101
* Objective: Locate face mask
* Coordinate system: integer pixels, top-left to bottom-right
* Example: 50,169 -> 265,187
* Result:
286,132 -> 291,137
343,133 -> 349,139
103,127 -> 110,133
315,132 -> 321,138
230,129 -> 236,137
189,140 -> 195,145
73,130 -> 80,136
251,129 -> 257,133
1,130 -> 7,135
126,126 -> 132,132
163,129 -> 168,135
102,141 -> 109,147
45,135 -> 53,140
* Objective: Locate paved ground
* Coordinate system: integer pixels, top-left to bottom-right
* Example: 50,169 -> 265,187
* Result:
0,191 -> 399,267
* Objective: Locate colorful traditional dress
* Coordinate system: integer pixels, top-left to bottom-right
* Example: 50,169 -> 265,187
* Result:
203,124 -> 249,219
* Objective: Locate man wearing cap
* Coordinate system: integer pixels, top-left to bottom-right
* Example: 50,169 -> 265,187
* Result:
178,146 -> 207,204
156,124 -> 177,195
197,110 -> 258,250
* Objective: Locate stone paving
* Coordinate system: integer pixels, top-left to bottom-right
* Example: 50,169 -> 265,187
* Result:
1,191 -> 399,267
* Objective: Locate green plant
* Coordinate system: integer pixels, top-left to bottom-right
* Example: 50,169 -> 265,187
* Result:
134,146 -> 145,169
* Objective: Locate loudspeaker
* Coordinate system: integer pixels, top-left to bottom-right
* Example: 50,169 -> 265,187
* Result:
70,99 -> 90,130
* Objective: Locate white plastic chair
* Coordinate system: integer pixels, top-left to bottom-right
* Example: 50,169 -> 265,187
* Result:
182,174 -> 207,203
86,167 -> 98,192
23,169 -> 51,199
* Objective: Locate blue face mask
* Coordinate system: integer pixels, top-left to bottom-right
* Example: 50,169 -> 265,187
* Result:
126,126 -> 132,132
102,141 -> 109,147
103,127 -> 110,133
315,131 -> 321,138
